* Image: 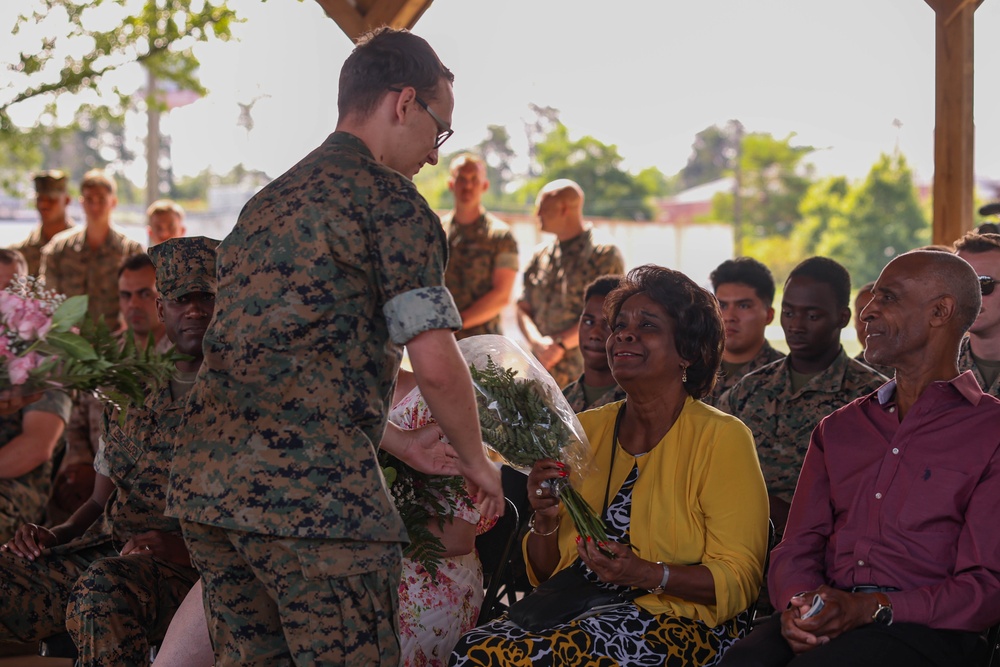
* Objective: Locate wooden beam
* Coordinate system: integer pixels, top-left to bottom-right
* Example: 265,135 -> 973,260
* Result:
924,0 -> 984,245
312,0 -> 433,42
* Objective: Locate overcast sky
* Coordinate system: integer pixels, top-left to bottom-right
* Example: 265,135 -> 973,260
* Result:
6,0 -> 1000,189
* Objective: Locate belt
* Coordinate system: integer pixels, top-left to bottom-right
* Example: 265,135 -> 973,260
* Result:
850,585 -> 900,593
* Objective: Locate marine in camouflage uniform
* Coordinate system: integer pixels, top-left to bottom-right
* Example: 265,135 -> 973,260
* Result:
520,228 -> 625,388
959,336 -> 1000,398
8,171 -> 74,277
167,129 -> 461,665
0,390 -> 71,542
561,377 -> 627,413
442,210 -> 519,339
704,341 -> 785,408
0,237 -> 215,665
719,348 -> 887,508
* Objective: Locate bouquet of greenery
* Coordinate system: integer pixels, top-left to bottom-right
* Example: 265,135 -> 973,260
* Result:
379,387 -> 478,580
460,335 -> 611,554
1,277 -> 178,410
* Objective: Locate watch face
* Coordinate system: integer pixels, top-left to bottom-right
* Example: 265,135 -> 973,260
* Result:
874,606 -> 893,626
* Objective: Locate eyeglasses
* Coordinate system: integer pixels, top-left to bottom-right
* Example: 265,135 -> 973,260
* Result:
980,276 -> 996,296
387,86 -> 454,149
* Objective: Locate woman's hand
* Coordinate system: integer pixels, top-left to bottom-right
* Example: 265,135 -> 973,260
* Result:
576,537 -> 649,588
120,530 -> 192,567
0,523 -> 59,560
527,458 -> 567,519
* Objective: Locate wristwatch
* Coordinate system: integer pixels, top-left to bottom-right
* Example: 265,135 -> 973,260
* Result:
647,562 -> 670,594
872,592 -> 893,626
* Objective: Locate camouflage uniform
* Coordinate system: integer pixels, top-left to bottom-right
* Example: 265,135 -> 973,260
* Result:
441,211 -> 519,339
520,228 -> 625,388
8,222 -> 74,278
704,341 -> 785,407
167,132 -> 461,666
0,390 -> 71,542
0,381 -> 198,666
39,225 -> 144,330
720,348 -> 887,504
561,375 -> 627,413
959,336 -> 1000,398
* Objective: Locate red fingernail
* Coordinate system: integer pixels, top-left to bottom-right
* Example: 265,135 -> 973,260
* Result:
586,536 -> 592,543
575,536 -> 581,544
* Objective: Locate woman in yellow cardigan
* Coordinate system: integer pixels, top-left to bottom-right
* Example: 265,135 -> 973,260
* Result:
451,265 -> 770,667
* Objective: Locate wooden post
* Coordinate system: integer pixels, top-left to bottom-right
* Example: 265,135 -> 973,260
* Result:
925,0 -> 984,246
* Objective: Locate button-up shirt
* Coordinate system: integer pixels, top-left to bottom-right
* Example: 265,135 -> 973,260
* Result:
770,372 -> 1000,632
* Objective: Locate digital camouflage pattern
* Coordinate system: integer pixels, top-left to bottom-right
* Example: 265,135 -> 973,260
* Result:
561,375 -> 627,413
520,228 -> 625,388
441,211 -> 519,339
8,222 -> 74,278
959,336 -> 1000,398
0,381 -> 197,661
183,520 -> 402,666
39,225 -> 144,329
0,390 -> 71,542
704,341 -> 785,408
166,132 -> 461,541
720,348 -> 887,503
148,235 -> 219,300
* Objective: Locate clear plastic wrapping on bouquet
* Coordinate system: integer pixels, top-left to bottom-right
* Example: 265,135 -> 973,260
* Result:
458,334 -> 592,476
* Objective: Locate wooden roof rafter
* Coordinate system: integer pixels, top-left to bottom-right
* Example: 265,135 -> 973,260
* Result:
313,0 -> 434,42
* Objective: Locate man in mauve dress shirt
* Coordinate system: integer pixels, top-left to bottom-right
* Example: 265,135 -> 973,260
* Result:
720,249 -> 1000,667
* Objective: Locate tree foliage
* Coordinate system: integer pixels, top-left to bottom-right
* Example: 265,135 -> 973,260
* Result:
1,0 -> 240,191
678,121 -> 742,190
814,152 -> 929,286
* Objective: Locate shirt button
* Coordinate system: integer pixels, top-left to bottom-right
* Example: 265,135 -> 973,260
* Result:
875,492 -> 883,499
892,448 -> 899,455
888,406 -> 896,413
858,560 -> 865,566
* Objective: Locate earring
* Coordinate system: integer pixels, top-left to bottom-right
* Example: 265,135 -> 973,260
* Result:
681,367 -> 688,383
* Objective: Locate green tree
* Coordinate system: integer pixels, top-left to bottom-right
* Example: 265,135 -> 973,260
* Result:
520,123 -> 656,220
678,121 -> 741,190
1,0 -> 239,191
795,176 -> 850,255
477,124 -> 516,203
815,153 -> 930,286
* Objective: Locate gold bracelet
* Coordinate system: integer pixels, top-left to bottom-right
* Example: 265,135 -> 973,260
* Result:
528,512 -> 560,536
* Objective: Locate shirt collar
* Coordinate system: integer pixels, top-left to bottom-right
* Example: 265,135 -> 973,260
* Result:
874,370 -> 985,407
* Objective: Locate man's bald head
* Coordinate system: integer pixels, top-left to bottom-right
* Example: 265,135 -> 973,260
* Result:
899,250 -> 981,334
534,179 -> 586,239
537,179 -> 584,210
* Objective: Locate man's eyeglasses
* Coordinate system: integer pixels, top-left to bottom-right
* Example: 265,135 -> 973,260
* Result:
980,276 -> 996,296
387,86 -> 454,149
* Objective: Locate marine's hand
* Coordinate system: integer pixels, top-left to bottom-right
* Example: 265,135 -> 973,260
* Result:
460,456 -> 504,522
1,523 -> 58,560
121,530 -> 191,567
393,423 -> 460,476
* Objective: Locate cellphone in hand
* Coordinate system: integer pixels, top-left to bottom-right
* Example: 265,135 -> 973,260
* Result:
801,593 -> 825,619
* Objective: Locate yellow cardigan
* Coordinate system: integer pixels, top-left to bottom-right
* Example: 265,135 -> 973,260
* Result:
523,397 -> 769,626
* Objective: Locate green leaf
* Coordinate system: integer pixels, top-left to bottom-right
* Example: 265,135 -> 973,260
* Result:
44,332 -> 98,360
49,295 -> 88,333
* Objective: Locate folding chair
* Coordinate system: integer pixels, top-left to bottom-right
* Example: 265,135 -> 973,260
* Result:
476,497 -> 521,623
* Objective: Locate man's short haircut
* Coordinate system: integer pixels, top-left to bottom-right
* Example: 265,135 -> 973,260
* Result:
857,281 -> 876,296
80,169 -> 117,195
118,253 -> 155,279
584,275 -> 623,302
904,250 -> 982,334
604,265 -> 724,399
449,153 -> 486,177
0,248 -> 27,276
338,27 -> 454,122
953,231 -> 1000,255
146,199 -> 185,220
786,256 -> 851,310
709,257 -> 776,307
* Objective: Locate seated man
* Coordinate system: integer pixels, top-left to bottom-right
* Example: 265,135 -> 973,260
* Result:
561,275 -> 626,412
719,250 -> 1000,667
0,236 -> 219,666
954,231 -> 1000,397
0,249 -> 72,543
706,257 -> 785,406
852,282 -> 892,377
720,257 -> 886,536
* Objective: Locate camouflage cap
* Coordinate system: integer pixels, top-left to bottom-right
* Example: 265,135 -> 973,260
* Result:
148,236 -> 220,300
33,170 -> 68,196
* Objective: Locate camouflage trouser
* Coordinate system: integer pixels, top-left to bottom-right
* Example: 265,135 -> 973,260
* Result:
66,550 -> 197,667
181,520 -> 402,667
0,482 -> 47,544
0,542 -> 113,643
